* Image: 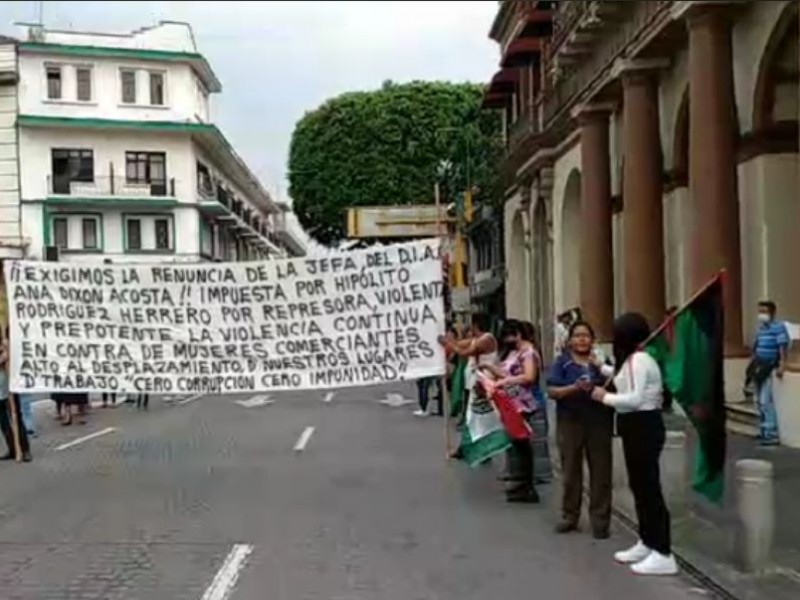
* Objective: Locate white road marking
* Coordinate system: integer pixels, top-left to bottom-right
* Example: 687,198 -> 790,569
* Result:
378,393 -> 414,407
235,395 -> 273,408
55,427 -> 117,451
293,426 -> 316,452
178,393 -> 205,405
322,392 -> 335,403
200,543 -> 254,600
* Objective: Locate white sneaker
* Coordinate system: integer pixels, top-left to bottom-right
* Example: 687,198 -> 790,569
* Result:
630,551 -> 679,576
413,410 -> 429,418
614,541 -> 650,564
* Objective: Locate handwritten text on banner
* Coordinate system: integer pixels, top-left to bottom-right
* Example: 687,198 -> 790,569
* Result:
5,239 -> 446,394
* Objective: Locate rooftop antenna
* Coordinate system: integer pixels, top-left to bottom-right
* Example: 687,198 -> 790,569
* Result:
37,0 -> 44,25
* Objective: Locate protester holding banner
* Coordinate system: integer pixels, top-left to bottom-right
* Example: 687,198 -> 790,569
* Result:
0,336 -> 31,462
440,313 -> 499,462
547,321 -> 613,539
591,312 -> 677,576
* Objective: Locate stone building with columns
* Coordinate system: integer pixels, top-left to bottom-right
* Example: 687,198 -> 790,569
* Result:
485,1 -> 800,442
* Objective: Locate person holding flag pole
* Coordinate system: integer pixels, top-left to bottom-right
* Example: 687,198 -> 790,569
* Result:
590,272 -> 727,576
590,312 -> 677,576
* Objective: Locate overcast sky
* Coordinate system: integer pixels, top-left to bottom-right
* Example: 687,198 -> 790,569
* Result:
3,1 -> 499,205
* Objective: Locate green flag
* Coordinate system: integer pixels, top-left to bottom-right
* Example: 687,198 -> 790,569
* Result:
644,274 -> 727,504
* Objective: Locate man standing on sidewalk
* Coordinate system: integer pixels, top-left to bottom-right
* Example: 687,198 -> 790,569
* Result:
752,300 -> 790,446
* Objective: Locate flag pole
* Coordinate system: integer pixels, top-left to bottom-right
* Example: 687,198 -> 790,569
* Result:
435,181 -> 453,459
603,270 -> 726,389
7,392 -> 22,462
639,270 -> 726,351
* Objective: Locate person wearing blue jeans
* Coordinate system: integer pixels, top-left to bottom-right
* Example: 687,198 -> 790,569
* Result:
752,300 -> 790,446
414,377 -> 442,417
18,393 -> 36,437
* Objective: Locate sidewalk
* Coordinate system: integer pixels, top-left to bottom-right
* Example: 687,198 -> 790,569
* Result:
611,420 -> 800,600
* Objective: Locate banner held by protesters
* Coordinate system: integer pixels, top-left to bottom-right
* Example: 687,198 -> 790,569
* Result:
4,240 -> 446,395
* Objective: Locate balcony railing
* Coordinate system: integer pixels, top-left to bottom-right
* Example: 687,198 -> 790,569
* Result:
48,175 -> 176,198
543,0 -> 672,124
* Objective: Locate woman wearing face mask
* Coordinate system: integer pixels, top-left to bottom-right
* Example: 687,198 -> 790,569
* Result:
591,312 -> 677,576
546,321 -> 613,539
484,319 -> 539,503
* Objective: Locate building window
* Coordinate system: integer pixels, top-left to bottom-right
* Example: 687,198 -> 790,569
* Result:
197,162 -> 213,197
53,218 -> 68,249
149,71 -> 165,106
124,215 -> 174,252
155,218 -> 171,250
127,219 -> 142,251
51,149 -> 94,195
125,152 -> 167,196
121,69 -> 137,104
76,67 -> 92,102
82,218 -> 98,250
46,65 -> 62,100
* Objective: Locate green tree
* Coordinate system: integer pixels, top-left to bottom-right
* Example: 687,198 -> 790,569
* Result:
288,81 -> 503,245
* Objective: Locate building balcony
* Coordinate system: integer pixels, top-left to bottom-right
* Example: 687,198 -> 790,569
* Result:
543,0 -> 672,123
45,175 -> 178,209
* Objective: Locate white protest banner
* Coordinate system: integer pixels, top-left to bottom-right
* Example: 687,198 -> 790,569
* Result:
4,239 -> 446,395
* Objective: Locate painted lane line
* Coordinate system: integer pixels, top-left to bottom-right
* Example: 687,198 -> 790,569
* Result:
322,392 -> 335,403
200,543 -> 254,600
178,393 -> 205,405
55,427 -> 117,451
235,395 -> 273,408
293,426 -> 316,452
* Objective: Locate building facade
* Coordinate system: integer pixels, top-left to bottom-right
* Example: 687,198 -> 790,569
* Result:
485,1 -> 799,441
12,21 -> 303,264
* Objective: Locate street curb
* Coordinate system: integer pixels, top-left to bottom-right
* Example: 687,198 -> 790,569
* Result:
546,442 -> 741,599
610,506 -> 740,600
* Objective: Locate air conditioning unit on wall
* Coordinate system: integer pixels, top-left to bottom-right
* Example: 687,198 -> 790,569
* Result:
43,246 -> 60,262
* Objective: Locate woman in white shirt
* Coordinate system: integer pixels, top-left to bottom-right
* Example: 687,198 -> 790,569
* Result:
591,312 -> 677,576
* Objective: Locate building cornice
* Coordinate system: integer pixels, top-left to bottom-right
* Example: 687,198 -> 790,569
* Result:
18,41 -> 222,93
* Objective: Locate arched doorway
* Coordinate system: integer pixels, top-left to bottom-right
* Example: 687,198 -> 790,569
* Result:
559,169 -> 582,311
507,210 -> 528,320
748,2 -> 800,332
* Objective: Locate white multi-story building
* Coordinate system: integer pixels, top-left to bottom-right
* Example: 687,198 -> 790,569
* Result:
11,20 -> 304,263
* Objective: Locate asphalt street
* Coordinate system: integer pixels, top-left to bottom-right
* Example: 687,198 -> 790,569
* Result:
0,387 -> 712,600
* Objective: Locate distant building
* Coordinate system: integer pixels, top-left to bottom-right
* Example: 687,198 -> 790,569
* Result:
484,1 -> 799,438
0,35 -> 24,261
12,20 -> 304,263
466,203 -> 505,332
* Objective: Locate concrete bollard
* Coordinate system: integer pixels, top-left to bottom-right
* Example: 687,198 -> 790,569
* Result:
734,459 -> 774,573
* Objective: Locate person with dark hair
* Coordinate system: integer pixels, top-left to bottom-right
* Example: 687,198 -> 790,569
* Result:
482,319 -> 540,503
546,320 -> 613,539
590,312 -> 677,575
749,300 -> 790,446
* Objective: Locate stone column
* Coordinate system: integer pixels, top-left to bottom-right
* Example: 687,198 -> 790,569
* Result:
688,6 -> 743,352
577,106 -> 615,342
621,65 -> 666,326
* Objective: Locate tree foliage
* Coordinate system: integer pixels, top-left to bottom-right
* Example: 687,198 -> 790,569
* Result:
288,81 -> 503,246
